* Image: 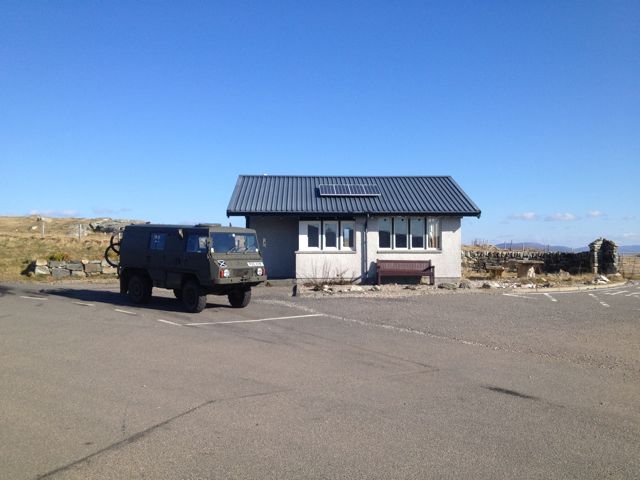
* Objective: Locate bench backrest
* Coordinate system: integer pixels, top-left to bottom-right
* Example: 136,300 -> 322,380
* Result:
377,259 -> 432,273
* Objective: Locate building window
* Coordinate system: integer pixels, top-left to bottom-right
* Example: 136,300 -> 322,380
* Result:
323,221 -> 338,250
379,217 -> 392,249
428,218 -> 441,249
149,233 -> 167,251
341,221 -> 355,250
299,220 -> 355,251
394,217 -> 408,249
378,217 -> 441,251
410,217 -> 425,249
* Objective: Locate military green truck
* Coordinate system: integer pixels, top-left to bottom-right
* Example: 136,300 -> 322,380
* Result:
105,224 -> 266,313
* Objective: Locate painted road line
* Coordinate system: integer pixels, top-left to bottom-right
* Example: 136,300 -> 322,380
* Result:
502,294 -> 535,299
73,302 -> 94,307
186,313 -> 324,326
543,293 -> 558,302
157,319 -> 182,326
20,295 -> 48,300
114,308 -> 137,316
588,293 -> 610,308
606,291 -> 628,296
625,292 -> 640,297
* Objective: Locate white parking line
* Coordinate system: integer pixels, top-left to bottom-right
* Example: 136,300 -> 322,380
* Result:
543,293 -> 557,302
626,292 -> 640,297
114,308 -> 137,316
186,313 -> 324,326
502,293 -> 535,299
73,302 -> 94,307
605,291 -> 628,296
20,295 -> 47,300
588,293 -> 609,308
157,319 -> 182,326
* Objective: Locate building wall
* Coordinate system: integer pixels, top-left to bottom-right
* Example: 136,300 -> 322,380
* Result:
247,215 -> 298,279
364,216 -> 462,283
248,215 -> 463,283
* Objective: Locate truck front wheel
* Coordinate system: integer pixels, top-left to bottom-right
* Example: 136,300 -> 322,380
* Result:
182,281 -> 207,313
228,288 -> 251,308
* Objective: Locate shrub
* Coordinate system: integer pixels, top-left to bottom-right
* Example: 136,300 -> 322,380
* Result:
48,252 -> 71,262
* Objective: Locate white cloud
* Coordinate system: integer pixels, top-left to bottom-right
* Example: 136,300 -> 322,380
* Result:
545,213 -> 578,222
92,207 -> 132,215
587,210 -> 605,218
28,209 -> 80,218
509,212 -> 538,221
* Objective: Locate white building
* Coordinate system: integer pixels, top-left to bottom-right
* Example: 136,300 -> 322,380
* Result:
227,175 -> 481,283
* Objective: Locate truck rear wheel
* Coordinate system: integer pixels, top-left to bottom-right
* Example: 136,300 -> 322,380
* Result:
182,281 -> 207,313
128,273 -> 151,304
228,288 -> 251,308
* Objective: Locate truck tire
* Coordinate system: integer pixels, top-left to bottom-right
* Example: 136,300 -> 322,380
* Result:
228,288 -> 251,308
128,273 -> 151,304
182,281 -> 207,313
173,289 -> 183,300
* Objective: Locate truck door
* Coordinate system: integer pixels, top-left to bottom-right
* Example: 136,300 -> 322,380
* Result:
182,232 -> 211,283
147,232 -> 167,285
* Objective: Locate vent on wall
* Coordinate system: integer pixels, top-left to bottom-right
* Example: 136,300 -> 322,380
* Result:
318,184 -> 381,197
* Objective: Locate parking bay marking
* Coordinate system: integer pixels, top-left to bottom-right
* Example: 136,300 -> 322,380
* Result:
605,290 -> 629,296
114,308 -> 137,316
185,313 -> 324,327
543,293 -> 558,302
502,293 -> 536,299
20,295 -> 48,300
588,293 -> 610,308
157,319 -> 182,326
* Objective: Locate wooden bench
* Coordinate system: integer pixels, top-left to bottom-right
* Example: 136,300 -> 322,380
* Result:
376,259 -> 435,285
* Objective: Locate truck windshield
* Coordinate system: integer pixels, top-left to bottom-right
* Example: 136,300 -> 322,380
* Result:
210,232 -> 259,253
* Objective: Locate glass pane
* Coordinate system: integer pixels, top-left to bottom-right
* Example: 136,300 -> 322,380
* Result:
394,217 -> 407,249
379,218 -> 391,248
308,224 -> 320,248
324,222 -> 337,248
342,222 -> 355,249
428,218 -> 441,249
149,233 -> 166,251
410,218 -> 424,249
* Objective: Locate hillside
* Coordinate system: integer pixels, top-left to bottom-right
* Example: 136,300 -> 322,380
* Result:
0,216 -> 140,282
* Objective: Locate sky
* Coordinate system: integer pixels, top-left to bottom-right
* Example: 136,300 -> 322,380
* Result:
1,1 -> 638,248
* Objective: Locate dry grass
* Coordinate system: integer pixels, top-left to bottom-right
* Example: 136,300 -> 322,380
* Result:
0,216 -> 115,282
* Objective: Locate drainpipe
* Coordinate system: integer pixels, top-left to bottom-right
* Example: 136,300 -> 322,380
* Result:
363,214 -> 369,283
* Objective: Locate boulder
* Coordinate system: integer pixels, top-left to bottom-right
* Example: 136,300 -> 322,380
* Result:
35,258 -> 48,266
71,270 -> 86,277
51,268 -> 70,278
438,282 -> 458,290
34,265 -> 51,275
349,285 -> 364,293
458,280 -> 472,289
84,263 -> 102,274
66,263 -> 84,271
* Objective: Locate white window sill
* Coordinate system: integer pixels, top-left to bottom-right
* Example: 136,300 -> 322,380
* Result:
376,249 -> 442,254
296,250 -> 357,254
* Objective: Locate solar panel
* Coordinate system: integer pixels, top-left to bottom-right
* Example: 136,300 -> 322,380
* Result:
318,184 -> 381,197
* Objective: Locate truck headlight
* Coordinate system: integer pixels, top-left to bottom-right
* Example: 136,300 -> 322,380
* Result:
256,267 -> 264,276
219,268 -> 230,278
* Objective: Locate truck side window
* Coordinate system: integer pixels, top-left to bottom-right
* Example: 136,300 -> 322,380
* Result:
186,235 -> 208,253
149,233 -> 167,251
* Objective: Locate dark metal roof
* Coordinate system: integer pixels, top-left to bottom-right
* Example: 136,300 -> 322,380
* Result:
227,175 -> 481,217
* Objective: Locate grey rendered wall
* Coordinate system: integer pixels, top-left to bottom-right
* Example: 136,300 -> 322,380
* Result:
248,216 -> 298,279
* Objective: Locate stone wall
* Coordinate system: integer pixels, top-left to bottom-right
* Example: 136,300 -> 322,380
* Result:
463,238 -> 619,275
30,259 -> 117,278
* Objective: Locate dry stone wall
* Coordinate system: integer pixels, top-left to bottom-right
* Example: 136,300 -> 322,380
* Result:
463,238 -> 619,275
31,259 -> 117,278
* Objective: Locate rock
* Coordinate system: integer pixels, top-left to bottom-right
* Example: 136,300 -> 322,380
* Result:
404,285 -> 419,290
66,263 -> 84,271
101,259 -> 111,267
101,266 -> 117,275
596,275 -> 610,283
34,265 -> 51,275
458,280 -> 472,289
35,258 -> 48,266
481,282 -> 492,289
49,261 -> 64,268
438,282 -> 458,290
81,259 -> 90,265
349,285 -> 364,293
371,285 -> 381,292
84,263 -> 102,274
71,270 -> 86,277
51,268 -> 70,278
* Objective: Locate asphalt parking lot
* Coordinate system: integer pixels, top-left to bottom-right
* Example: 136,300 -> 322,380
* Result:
1,281 -> 639,479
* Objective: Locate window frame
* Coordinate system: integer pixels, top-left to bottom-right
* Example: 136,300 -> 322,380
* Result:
377,216 -> 442,251
323,221 -> 339,250
299,219 -> 356,252
341,220 -> 356,251
149,232 -> 167,251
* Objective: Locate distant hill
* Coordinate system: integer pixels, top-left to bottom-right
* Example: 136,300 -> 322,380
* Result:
495,242 -> 640,254
495,242 -> 588,253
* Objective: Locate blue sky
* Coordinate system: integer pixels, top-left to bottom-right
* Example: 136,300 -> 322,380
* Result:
1,1 -> 638,247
